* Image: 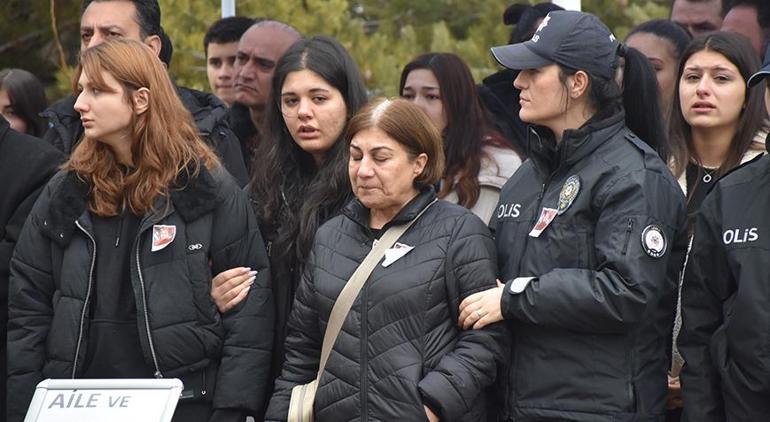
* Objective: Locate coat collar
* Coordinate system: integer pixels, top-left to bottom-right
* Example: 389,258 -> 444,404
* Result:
44,163 -> 220,247
342,186 -> 437,231
527,110 -> 625,176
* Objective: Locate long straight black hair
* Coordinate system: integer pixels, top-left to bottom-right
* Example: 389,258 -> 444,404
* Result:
250,35 -> 368,274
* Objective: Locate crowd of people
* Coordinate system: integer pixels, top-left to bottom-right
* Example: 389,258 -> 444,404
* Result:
2,0 -> 770,421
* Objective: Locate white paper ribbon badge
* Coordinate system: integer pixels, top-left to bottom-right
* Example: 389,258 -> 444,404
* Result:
528,207 -> 558,238
151,224 -> 176,252
382,242 -> 414,267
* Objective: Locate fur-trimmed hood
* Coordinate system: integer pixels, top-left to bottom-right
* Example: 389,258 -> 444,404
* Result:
42,163 -> 221,247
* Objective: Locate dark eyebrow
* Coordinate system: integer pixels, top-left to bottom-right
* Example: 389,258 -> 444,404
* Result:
282,88 -> 331,97
684,65 -> 736,72
97,25 -> 124,32
370,146 -> 395,153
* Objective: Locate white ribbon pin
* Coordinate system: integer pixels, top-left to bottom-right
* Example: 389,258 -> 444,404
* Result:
381,242 -> 414,267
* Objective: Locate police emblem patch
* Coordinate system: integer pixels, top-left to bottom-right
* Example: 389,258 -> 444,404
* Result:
558,175 -> 581,215
641,225 -> 666,258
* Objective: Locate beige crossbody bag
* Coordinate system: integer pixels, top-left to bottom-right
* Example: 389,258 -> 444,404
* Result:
287,199 -> 436,422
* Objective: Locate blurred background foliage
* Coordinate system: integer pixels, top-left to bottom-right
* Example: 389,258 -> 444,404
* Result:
1,0 -> 671,103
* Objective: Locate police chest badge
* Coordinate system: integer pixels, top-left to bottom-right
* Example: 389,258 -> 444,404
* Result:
641,225 -> 666,258
558,175 -> 581,215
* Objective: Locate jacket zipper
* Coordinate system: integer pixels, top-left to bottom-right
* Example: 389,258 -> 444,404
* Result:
360,280 -> 369,421
72,221 -> 96,378
136,241 -> 163,378
621,219 -> 634,255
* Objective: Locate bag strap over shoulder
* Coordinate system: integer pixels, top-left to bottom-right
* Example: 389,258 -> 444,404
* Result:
315,199 -> 437,380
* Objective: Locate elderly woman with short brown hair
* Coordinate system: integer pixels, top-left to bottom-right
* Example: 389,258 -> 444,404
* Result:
265,98 -> 507,422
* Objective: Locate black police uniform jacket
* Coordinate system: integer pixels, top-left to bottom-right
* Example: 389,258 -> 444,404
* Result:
6,164 -> 273,422
265,189 -> 508,422
679,154 -> 770,422
41,87 -> 250,186
493,111 -> 687,421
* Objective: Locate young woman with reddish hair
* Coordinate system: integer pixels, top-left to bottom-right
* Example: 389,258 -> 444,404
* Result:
6,38 -> 273,422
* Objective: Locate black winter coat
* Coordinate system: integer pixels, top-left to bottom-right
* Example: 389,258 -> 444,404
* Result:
679,154 -> 770,421
7,164 -> 273,422
493,112 -> 687,421
266,189 -> 507,422
41,87 -> 250,186
0,117 -> 64,417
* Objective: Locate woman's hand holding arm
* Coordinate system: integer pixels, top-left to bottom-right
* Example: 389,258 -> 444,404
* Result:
211,266 -> 257,313
458,280 -> 505,329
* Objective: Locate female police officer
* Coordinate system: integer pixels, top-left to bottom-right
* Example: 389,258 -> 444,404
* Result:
459,11 -> 688,421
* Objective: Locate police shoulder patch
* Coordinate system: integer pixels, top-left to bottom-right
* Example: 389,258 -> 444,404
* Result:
641,225 -> 666,258
558,175 -> 581,215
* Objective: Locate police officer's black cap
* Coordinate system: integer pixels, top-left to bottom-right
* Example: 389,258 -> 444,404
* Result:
747,44 -> 770,88
490,11 -> 619,81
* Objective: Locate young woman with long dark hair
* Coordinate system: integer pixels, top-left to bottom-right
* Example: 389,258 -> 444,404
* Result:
400,53 -> 521,223
209,35 -> 368,414
6,39 -> 273,422
669,32 -> 766,222
663,32 -> 766,420
678,50 -> 770,422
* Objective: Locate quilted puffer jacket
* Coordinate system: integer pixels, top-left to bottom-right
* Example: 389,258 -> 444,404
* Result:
265,188 -> 507,422
7,164 -> 273,422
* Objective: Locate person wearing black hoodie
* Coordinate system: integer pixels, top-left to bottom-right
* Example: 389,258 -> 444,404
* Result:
41,0 -> 249,186
0,116 -> 64,418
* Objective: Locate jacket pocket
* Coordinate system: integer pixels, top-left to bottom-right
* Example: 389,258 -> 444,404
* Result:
621,218 -> 634,255
179,361 -> 217,402
186,250 -> 219,325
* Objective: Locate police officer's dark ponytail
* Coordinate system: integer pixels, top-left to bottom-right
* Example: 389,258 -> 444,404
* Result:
618,45 -> 668,161
559,44 -> 667,160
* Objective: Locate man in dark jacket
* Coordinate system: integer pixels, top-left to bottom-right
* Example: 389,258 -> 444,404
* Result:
229,20 -> 300,172
41,0 -> 249,186
0,116 -> 64,417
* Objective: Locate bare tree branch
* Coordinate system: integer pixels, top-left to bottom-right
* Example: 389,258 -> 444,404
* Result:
51,0 -> 69,69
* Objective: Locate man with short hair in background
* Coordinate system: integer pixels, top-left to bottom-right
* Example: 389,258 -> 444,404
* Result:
228,20 -> 300,172
671,0 -> 730,37
721,0 -> 769,60
41,0 -> 250,186
204,16 -> 256,107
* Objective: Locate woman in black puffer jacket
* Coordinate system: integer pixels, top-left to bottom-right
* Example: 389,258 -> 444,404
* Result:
6,39 -> 273,422
265,98 -> 507,422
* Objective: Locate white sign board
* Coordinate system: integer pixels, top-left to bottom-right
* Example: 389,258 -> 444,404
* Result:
24,378 -> 183,422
